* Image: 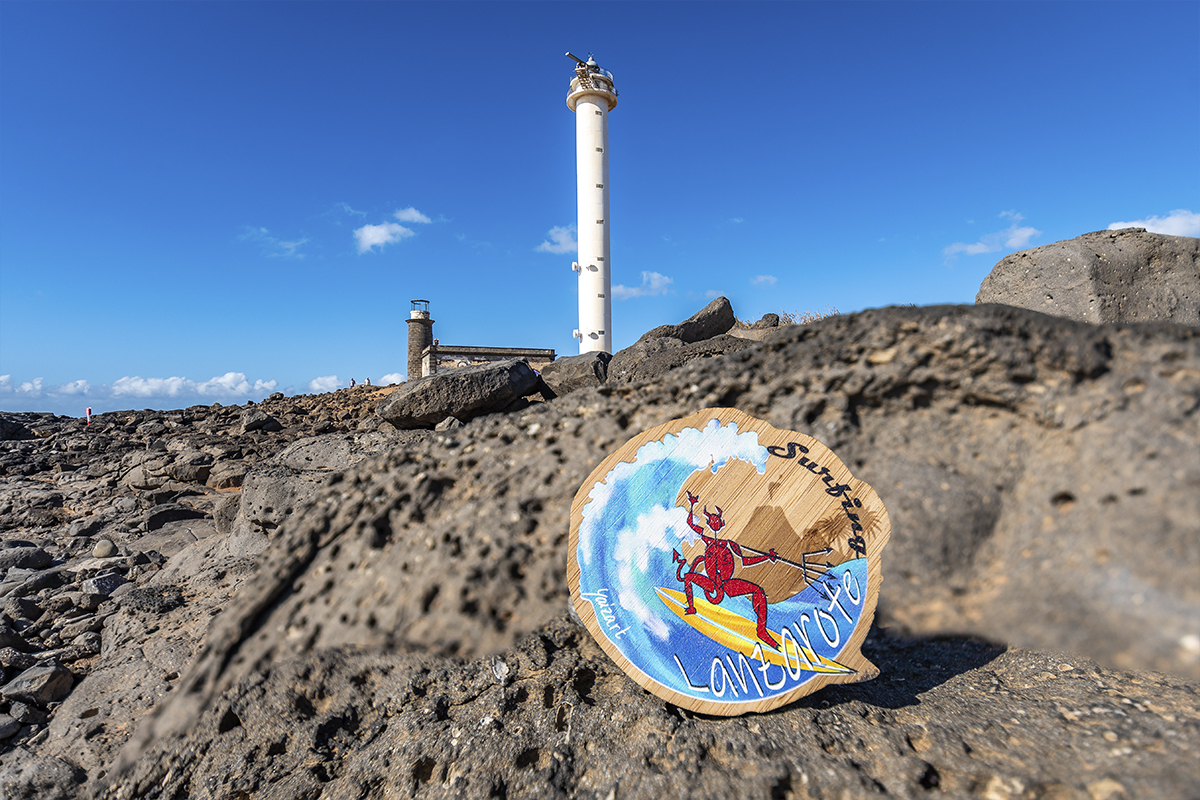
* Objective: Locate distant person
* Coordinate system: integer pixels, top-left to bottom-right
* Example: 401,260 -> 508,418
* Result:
365,377 -> 371,386
350,378 -> 356,388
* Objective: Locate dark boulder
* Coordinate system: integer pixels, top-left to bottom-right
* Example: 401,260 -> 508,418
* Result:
977,228 -> 1199,324
607,333 -> 753,384
0,547 -> 51,572
637,295 -> 736,344
0,415 -> 32,442
238,408 -> 282,434
750,311 -> 780,328
538,351 -> 611,397
375,358 -> 540,429
1,663 -> 73,706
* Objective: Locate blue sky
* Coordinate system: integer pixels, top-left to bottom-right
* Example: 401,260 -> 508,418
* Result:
2,1 -> 1197,416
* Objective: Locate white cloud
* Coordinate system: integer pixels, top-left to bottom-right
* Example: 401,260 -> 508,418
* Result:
16,378 -> 44,395
354,222 -> 414,253
1005,226 -> 1041,248
1108,209 -> 1199,238
196,372 -> 276,396
380,372 -> 405,385
0,372 -> 279,415
112,372 -> 277,398
394,207 -> 432,224
239,226 -> 308,259
535,225 -> 577,255
57,379 -> 91,395
353,207 -> 433,253
613,271 -> 673,300
729,217 -> 744,224
308,375 -> 341,393
943,211 -> 1043,263
704,289 -> 722,298
751,274 -> 777,286
111,376 -> 185,397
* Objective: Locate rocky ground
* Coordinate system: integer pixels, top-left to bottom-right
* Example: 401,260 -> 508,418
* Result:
0,232 -> 1197,799
0,387 -> 398,790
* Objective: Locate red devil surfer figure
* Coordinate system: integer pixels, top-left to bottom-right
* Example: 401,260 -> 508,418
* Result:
673,491 -> 780,648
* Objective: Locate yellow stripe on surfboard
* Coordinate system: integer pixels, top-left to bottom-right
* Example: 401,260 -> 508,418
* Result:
655,586 -> 854,675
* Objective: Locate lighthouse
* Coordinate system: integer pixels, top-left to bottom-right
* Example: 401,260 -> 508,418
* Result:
566,53 -> 618,354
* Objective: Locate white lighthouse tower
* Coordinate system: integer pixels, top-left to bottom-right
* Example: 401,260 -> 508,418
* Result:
566,52 -> 618,354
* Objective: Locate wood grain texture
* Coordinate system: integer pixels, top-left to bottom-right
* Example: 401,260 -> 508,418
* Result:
568,408 -> 891,715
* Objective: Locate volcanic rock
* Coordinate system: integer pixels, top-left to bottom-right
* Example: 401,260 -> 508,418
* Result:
607,333 -> 754,384
537,351 -> 610,397
108,616 -> 1200,800
224,430 -> 421,558
0,547 -> 51,572
375,358 -> 541,429
1,664 -> 72,706
97,304 -> 1198,800
977,228 -> 1200,324
204,460 -> 246,490
0,297 -> 1197,799
2,597 -> 41,622
143,504 -> 205,532
0,752 -> 85,800
0,716 -> 19,740
238,408 -> 282,434
81,573 -> 126,597
0,416 -> 33,442
637,295 -> 736,343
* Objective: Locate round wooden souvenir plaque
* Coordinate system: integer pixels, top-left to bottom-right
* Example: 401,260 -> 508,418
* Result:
568,408 -> 891,715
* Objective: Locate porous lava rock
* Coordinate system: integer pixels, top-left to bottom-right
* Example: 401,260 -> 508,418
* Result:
1,302 -> 1198,800
106,616 -> 1200,800
104,304 -> 1199,800
977,228 -> 1200,325
224,429 -> 430,558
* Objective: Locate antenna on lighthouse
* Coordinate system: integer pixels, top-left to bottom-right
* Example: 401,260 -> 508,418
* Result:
565,52 -> 618,355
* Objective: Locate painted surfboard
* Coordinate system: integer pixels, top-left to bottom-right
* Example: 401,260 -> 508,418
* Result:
569,408 -> 891,715
654,587 -> 854,674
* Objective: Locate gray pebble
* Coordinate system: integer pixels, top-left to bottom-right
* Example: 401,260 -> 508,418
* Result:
92,539 -> 117,559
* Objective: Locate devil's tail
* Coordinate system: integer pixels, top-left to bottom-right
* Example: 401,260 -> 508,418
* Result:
672,550 -> 689,582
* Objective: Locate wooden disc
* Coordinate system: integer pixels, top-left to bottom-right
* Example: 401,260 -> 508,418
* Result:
568,408 -> 891,715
